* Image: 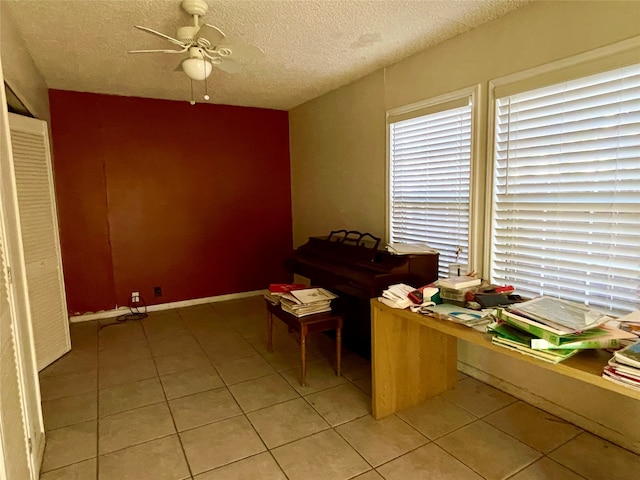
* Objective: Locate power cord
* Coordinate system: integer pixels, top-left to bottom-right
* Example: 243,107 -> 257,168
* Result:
99,296 -> 149,330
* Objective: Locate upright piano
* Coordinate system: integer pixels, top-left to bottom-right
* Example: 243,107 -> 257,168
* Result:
285,230 -> 439,357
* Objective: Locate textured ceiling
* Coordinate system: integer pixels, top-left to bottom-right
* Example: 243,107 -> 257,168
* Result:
4,0 -> 531,110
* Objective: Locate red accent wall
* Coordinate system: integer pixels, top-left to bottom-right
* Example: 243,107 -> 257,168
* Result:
49,90 -> 292,315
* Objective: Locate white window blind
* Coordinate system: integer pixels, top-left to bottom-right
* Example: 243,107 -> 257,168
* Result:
389,100 -> 472,277
491,64 -> 640,314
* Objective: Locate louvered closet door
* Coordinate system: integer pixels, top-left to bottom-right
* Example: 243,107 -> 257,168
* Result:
8,113 -> 70,370
0,232 -> 33,480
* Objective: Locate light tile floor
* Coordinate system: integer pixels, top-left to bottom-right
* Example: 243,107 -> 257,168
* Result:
39,296 -> 640,479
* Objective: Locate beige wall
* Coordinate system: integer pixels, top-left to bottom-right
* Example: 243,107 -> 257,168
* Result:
289,0 -> 640,452
290,0 -> 640,246
0,2 -> 50,121
290,71 -> 387,247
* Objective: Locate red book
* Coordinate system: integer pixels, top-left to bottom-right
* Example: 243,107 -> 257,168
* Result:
494,285 -> 514,294
269,283 -> 307,294
408,285 -> 439,304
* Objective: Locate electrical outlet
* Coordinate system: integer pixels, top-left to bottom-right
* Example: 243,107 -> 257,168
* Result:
153,286 -> 162,297
131,291 -> 140,303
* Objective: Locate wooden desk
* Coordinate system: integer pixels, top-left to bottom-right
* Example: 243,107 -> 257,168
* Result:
266,300 -> 342,386
371,299 -> 640,419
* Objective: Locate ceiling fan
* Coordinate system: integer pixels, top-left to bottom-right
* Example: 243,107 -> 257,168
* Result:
128,0 -> 264,104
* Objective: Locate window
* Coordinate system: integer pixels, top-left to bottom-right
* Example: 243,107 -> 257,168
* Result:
491,63 -> 640,314
388,95 -> 473,277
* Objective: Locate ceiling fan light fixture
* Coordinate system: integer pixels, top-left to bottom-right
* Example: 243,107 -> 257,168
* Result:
182,57 -> 212,80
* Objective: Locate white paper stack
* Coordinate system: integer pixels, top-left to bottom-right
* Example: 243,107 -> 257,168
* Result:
437,276 -> 481,290
386,243 -> 439,255
378,283 -> 415,309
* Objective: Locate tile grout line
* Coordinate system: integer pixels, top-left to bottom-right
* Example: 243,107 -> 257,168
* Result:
253,302 -> 383,476
225,333 -> 279,472
148,309 -> 194,480
196,302 -> 320,479
181,305 -> 279,479
51,299 -> 635,479
96,315 -> 189,470
474,400 -> 591,476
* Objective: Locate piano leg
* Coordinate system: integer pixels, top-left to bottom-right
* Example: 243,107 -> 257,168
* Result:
336,320 -> 342,377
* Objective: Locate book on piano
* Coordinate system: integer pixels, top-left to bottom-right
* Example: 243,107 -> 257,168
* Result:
386,242 -> 438,255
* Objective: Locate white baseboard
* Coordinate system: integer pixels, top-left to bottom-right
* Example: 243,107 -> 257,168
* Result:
69,290 -> 265,323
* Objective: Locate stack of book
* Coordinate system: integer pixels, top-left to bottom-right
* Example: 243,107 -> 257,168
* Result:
278,287 -> 337,317
603,341 -> 640,391
490,296 -> 637,364
263,283 -> 307,305
436,276 -> 481,306
437,275 -> 482,290
487,321 -> 580,364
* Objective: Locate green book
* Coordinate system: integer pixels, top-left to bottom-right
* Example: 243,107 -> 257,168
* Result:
530,325 -> 636,350
498,309 -> 563,344
490,335 -> 579,364
498,309 -> 630,350
487,321 -> 537,345
488,320 -> 585,363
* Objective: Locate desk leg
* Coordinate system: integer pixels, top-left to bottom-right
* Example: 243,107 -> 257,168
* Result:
300,325 -> 307,387
267,311 -> 273,353
371,303 -> 457,419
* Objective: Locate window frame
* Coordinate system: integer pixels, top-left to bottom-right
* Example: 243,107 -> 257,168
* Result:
385,85 -> 483,276
484,37 -> 640,312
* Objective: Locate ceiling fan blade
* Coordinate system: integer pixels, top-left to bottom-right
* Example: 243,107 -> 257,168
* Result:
216,44 -> 265,61
212,58 -> 242,74
129,46 -> 189,54
197,24 -> 226,44
134,25 -> 187,48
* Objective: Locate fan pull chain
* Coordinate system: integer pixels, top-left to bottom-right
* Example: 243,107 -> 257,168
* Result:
190,79 -> 195,105
204,65 -> 210,101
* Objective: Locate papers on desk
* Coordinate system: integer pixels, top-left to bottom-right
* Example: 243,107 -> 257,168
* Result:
377,287 -> 494,330
608,310 -> 640,336
490,296 -> 639,367
510,296 -> 613,333
379,283 -> 426,309
422,303 -> 494,330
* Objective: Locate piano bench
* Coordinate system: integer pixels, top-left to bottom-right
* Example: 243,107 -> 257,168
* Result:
265,300 -> 343,387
